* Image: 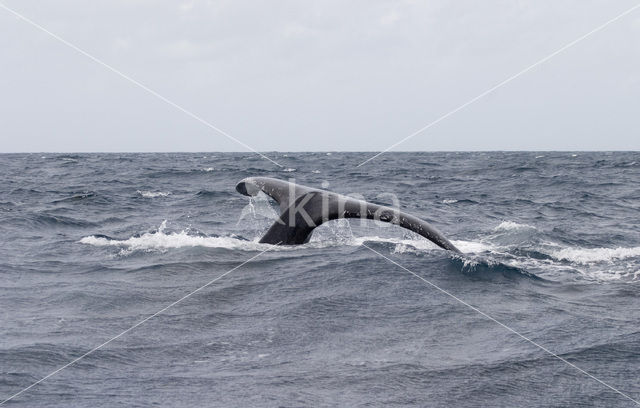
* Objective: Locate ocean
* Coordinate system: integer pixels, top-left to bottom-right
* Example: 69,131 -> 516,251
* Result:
1,152 -> 639,407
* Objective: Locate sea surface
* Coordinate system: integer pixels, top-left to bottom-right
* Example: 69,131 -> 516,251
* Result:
1,152 -> 639,407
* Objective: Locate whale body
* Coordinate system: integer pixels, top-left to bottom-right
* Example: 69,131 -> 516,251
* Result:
236,177 -> 461,253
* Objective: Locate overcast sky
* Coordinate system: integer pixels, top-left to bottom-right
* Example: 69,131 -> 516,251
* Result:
1,1 -> 639,152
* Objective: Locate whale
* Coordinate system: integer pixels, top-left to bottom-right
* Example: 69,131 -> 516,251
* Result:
236,177 -> 461,253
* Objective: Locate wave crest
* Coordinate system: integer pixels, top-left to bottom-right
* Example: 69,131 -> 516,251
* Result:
137,190 -> 171,198
493,221 -> 537,232
549,246 -> 640,264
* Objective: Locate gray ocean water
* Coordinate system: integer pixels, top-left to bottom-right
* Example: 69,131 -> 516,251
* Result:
1,152 -> 639,407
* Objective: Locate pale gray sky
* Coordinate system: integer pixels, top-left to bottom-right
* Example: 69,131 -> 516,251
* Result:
1,0 -> 639,152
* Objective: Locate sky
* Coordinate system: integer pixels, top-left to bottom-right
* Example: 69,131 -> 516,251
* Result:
0,0 -> 639,152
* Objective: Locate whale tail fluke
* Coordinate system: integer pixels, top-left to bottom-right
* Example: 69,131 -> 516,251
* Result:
236,177 -> 461,253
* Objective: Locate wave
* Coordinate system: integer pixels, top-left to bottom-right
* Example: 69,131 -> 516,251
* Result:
458,221 -> 640,282
136,190 -> 171,198
548,246 -> 640,264
78,219 -> 640,282
17,213 -> 98,228
359,236 -> 541,280
441,199 -> 478,205
78,230 -> 439,255
449,256 -> 543,281
493,221 -> 537,232
195,190 -> 234,198
51,192 -> 99,203
0,201 -> 16,210
80,222 -> 264,253
79,219 -> 459,256
77,218 -> 514,257
59,156 -> 80,163
452,240 -> 495,254
79,234 -> 261,252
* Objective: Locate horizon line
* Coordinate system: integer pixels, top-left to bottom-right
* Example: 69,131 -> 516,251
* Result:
2,149 -> 640,154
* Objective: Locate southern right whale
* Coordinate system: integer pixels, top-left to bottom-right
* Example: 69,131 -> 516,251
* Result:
236,177 -> 461,253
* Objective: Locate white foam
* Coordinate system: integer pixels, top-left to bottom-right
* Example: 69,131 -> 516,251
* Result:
78,219 -> 639,282
550,246 -> 640,264
312,170 -> 321,174
80,221 -> 269,253
493,221 -> 536,232
452,240 -> 495,254
202,167 -> 214,172
283,168 -> 296,172
80,232 -> 265,252
345,236 -> 491,255
361,237 -> 437,253
486,241 -> 640,281
79,220 -> 461,256
137,190 -> 171,198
